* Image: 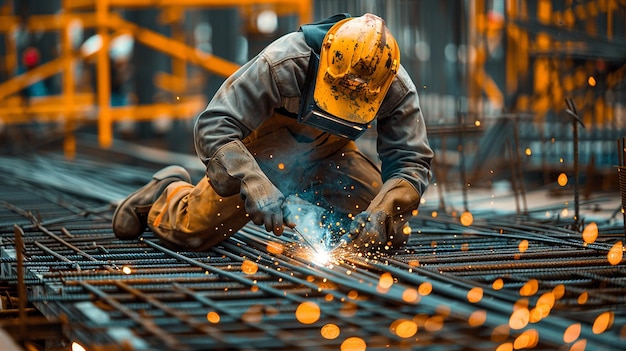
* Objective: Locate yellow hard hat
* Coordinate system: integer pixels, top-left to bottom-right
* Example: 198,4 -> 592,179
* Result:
314,14 -> 400,124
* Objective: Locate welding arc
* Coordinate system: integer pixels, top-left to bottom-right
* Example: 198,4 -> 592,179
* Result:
291,226 -> 324,256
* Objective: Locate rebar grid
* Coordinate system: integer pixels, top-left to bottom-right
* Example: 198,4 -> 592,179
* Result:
1,153 -> 624,351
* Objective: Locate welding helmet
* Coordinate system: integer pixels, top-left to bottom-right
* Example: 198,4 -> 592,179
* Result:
298,14 -> 400,139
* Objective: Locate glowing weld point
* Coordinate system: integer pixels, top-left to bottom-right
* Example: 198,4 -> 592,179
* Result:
312,249 -> 331,265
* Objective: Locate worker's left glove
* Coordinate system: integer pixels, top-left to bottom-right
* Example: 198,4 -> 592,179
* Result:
346,178 -> 421,253
207,140 -> 288,236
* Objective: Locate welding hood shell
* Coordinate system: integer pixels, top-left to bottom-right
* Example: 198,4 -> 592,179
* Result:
299,14 -> 399,139
299,52 -> 370,140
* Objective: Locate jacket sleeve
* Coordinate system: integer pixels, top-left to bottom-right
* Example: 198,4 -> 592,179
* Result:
193,52 -> 282,167
376,66 -> 433,200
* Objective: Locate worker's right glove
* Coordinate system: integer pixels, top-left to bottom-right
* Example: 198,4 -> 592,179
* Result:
207,140 -> 288,236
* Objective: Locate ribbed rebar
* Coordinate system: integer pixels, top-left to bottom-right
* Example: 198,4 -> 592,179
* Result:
1,149 -> 624,350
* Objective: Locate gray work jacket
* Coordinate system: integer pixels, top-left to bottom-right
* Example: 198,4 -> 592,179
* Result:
194,31 -> 433,197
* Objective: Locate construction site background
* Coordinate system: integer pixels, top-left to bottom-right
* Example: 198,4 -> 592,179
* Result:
0,0 -> 625,195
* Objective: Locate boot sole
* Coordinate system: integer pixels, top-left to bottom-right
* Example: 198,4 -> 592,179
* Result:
112,165 -> 191,239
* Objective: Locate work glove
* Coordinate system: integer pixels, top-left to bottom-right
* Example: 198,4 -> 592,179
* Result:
207,140 -> 288,236
345,178 -> 421,253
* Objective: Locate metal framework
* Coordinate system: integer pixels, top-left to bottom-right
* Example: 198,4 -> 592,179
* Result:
505,0 -> 624,122
0,146 -> 624,350
0,0 -> 312,158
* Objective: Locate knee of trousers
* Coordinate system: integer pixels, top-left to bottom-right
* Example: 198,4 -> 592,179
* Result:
148,178 -> 249,251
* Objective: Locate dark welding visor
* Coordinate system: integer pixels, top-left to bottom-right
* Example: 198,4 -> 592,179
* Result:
298,52 -> 369,140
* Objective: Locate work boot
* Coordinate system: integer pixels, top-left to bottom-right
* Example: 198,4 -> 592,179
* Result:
112,165 -> 191,239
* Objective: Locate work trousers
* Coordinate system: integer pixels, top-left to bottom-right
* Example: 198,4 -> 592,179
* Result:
147,118 -> 383,251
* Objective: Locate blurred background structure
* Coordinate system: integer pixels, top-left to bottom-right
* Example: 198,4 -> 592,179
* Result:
1,1 -> 626,350
1,0 -> 625,192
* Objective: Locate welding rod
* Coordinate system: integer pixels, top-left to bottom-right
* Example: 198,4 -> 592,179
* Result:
291,226 -> 323,256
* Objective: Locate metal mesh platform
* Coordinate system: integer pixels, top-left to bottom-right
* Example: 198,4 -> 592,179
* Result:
1,150 -> 625,350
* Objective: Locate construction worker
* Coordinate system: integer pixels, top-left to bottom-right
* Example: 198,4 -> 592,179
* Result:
19,47 -> 49,99
112,13 -> 433,254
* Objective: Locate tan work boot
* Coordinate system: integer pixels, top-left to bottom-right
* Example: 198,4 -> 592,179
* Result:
112,165 -> 191,239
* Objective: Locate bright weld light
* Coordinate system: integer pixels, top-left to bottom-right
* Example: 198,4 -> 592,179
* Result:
312,248 -> 331,265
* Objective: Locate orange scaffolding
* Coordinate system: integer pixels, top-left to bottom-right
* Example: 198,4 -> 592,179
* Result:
0,0 -> 312,158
